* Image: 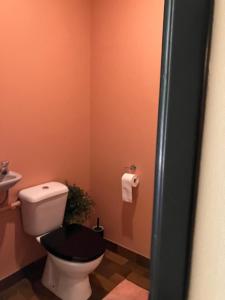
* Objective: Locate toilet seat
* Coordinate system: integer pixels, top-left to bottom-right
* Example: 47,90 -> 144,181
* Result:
40,224 -> 105,263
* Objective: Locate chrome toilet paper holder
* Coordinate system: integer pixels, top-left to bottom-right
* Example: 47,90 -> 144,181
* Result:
125,164 -> 137,173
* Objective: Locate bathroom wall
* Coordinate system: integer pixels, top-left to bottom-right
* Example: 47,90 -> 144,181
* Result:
0,0 -> 164,279
188,1 -> 225,299
0,0 -> 91,279
90,0 -> 164,257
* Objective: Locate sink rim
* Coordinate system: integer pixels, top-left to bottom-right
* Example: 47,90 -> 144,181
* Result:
0,171 -> 22,190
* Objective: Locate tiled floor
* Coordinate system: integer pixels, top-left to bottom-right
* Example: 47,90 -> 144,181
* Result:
89,249 -> 150,300
102,279 -> 149,300
0,249 -> 150,300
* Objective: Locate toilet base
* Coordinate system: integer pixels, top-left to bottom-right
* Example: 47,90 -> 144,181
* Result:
41,253 -> 103,300
42,274 -> 91,300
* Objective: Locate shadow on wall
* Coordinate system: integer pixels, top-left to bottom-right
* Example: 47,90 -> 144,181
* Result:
0,208 -> 45,278
121,186 -> 139,239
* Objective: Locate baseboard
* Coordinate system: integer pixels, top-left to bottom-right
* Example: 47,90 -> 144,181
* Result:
104,239 -> 150,269
0,256 -> 47,292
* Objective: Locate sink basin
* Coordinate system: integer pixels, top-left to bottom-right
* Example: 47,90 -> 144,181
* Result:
0,171 -> 22,191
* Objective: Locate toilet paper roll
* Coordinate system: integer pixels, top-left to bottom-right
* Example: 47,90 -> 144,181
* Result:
121,173 -> 139,203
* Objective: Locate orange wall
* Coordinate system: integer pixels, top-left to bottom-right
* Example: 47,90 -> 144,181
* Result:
0,0 -> 91,279
0,0 -> 163,280
90,0 -> 164,257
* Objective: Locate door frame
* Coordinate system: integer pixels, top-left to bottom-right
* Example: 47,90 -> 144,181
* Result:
150,1 -> 213,299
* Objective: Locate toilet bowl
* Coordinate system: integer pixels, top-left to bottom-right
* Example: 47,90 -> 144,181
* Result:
39,224 -> 105,300
42,253 -> 103,300
19,182 -> 105,300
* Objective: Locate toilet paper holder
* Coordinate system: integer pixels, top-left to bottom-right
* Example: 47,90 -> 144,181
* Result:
125,164 -> 137,173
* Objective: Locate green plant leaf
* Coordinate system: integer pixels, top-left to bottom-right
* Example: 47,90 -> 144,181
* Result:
63,182 -> 94,225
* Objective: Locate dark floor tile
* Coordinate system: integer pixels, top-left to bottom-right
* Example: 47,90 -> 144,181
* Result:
89,274 -> 108,300
31,280 -> 59,299
127,272 -> 150,290
0,279 -> 38,300
104,250 -> 128,266
95,257 -> 131,278
124,261 -> 149,278
109,273 -> 125,285
92,273 -> 117,292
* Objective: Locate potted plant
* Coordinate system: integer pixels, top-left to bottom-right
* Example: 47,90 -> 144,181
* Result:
63,183 -> 94,225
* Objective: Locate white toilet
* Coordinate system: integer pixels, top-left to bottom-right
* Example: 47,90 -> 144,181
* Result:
19,182 -> 105,300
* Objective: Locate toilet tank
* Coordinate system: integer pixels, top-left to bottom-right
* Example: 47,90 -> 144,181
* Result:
19,182 -> 68,236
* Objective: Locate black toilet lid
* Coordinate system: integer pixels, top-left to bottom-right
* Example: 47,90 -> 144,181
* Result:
40,224 -> 105,263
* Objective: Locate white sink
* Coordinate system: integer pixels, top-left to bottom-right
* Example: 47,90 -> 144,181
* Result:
0,171 -> 22,191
